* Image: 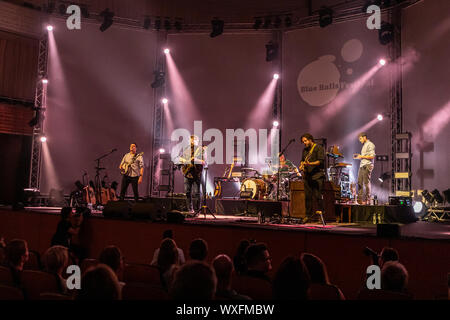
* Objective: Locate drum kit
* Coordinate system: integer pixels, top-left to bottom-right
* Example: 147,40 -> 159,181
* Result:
327,145 -> 352,200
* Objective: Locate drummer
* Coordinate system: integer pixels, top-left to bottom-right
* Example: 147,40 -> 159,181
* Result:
275,154 -> 301,176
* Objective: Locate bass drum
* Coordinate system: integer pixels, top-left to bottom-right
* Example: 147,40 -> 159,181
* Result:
240,178 -> 267,200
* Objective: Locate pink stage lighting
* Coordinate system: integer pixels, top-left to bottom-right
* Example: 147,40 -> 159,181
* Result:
40,136 -> 47,142
46,25 -> 53,31
164,48 -> 170,54
162,98 -> 168,104
159,148 -> 165,154
273,73 -> 280,80
273,120 -> 279,127
379,59 -> 386,66
377,114 -> 383,121
42,79 -> 48,84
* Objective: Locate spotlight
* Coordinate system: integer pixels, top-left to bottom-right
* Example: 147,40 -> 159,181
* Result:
284,15 -> 292,28
154,17 -> 161,31
273,121 -> 279,127
163,48 -> 170,54
162,98 -> 168,104
159,148 -> 166,154
377,114 -> 383,121
99,8 -> 114,32
379,22 -> 394,45
210,18 -> 224,38
273,73 -> 279,80
164,17 -> 171,31
40,136 -> 47,142
46,25 -> 53,31
273,16 -> 282,28
174,18 -> 182,31
379,59 -> 387,66
42,79 -> 48,84
143,17 -> 151,30
151,71 -> 165,88
412,201 -> 427,219
443,189 -> 450,204
378,172 -> 390,183
319,7 -> 333,28
421,189 -> 434,204
263,17 -> 271,29
431,189 -> 444,204
265,41 -> 279,62
253,17 -> 262,30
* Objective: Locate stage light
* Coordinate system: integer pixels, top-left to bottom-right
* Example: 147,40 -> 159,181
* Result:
159,148 -> 165,154
378,172 -> 390,183
40,136 -> 47,142
46,25 -> 53,31
154,17 -> 161,31
42,79 -> 48,84
421,189 -> 434,204
151,71 -> 165,88
443,189 -> 450,204
253,17 -> 262,30
164,48 -> 170,54
263,17 -> 271,29
431,189 -> 444,204
164,17 -> 171,31
143,17 -> 151,30
99,8 -> 114,32
265,41 -> 279,62
210,18 -> 224,38
273,16 -> 282,28
284,15 -> 292,28
412,201 -> 427,219
379,59 -> 387,66
319,7 -> 333,28
174,18 -> 182,31
162,98 -> 168,104
273,121 -> 279,127
273,73 -> 279,80
379,22 -> 394,45
377,114 -> 383,121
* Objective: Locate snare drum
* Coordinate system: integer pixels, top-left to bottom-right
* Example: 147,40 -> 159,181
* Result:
240,178 -> 267,200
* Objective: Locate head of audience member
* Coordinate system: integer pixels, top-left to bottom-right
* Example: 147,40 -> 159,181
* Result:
162,229 -> 174,239
378,247 -> 399,268
244,243 -> 272,274
301,253 -> 329,285
99,245 -> 124,278
381,261 -> 409,293
233,239 -> 250,274
0,235 -> 6,248
189,238 -> 208,261
273,256 -> 310,300
42,245 -> 68,276
157,238 -> 179,274
76,264 -> 121,300
170,261 -> 217,300
212,254 -> 234,291
60,206 -> 73,221
5,239 -> 29,270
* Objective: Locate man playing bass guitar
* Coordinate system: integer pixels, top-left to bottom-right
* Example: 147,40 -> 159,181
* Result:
300,133 -> 325,223
119,143 -> 144,202
178,135 -> 205,214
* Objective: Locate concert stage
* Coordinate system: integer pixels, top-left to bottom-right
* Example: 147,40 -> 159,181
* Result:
0,206 -> 449,300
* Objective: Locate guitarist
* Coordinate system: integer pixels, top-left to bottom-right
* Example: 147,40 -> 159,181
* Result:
119,143 -> 144,202
179,135 -> 205,214
300,133 -> 325,223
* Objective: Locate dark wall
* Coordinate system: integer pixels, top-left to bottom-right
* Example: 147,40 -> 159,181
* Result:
0,133 -> 32,204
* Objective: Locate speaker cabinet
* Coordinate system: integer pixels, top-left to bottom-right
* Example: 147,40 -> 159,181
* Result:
290,181 -> 305,218
131,202 -> 166,221
103,201 -> 131,219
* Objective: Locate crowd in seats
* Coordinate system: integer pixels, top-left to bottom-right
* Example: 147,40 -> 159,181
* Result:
0,210 -> 441,300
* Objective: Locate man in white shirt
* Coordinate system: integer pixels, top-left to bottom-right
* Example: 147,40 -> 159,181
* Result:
119,143 -> 144,201
353,133 -> 375,205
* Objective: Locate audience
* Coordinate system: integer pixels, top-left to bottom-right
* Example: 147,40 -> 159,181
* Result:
189,238 -> 208,261
42,245 -> 69,294
381,261 -> 409,293
99,245 -> 125,289
157,238 -> 180,290
243,243 -> 272,283
151,229 -> 185,265
212,254 -> 250,300
3,238 -> 29,287
301,253 -> 345,300
272,256 -> 310,300
170,261 -> 217,300
76,264 -> 121,300
378,247 -> 399,268
233,239 -> 250,275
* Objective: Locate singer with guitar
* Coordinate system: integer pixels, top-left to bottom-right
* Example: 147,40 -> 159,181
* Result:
300,133 -> 325,224
119,143 -> 144,202
178,135 -> 205,214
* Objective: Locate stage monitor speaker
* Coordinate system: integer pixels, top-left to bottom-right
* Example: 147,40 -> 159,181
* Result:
103,201 -> 131,219
377,223 -> 400,238
131,202 -> 166,221
166,210 -> 185,223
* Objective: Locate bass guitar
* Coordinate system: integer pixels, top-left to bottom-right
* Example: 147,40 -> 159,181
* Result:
120,152 -> 144,175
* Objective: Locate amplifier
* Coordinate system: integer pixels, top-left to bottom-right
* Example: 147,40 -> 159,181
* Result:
389,196 -> 412,206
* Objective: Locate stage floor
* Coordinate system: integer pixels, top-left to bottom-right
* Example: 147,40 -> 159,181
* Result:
22,206 -> 450,240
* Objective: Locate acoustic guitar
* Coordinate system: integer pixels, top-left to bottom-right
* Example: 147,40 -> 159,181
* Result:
120,152 -> 144,175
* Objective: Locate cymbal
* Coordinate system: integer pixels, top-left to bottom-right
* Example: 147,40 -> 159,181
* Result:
335,162 -> 352,167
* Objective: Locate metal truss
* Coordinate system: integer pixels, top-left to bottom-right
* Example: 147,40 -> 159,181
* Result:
28,36 -> 49,190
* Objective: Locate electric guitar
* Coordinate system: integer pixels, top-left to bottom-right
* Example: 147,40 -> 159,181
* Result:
179,148 -> 204,179
120,152 -> 144,175
299,144 -> 316,174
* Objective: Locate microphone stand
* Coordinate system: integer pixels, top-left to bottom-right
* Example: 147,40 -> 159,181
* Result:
94,149 -> 117,207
